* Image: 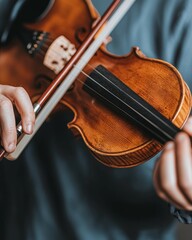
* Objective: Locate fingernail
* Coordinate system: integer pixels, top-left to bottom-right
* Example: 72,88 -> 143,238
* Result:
185,117 -> 192,126
183,118 -> 192,132
165,142 -> 174,150
26,123 -> 33,134
8,143 -> 15,152
176,132 -> 186,142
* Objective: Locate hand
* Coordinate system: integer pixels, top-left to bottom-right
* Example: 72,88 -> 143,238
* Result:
0,85 -> 35,153
153,116 -> 192,211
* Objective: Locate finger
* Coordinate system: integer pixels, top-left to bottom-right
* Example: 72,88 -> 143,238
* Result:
154,143 -> 183,209
158,142 -> 192,210
0,86 -> 35,134
154,167 -> 184,210
175,132 -> 192,203
0,94 -> 17,152
183,116 -> 192,135
153,157 -> 170,202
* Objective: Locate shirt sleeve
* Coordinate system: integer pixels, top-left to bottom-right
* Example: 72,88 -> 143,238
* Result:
170,205 -> 192,224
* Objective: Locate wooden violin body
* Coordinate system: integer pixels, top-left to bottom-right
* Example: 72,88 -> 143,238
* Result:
0,0 -> 191,167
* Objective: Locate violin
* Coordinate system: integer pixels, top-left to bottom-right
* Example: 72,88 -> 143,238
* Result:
0,0 -> 191,167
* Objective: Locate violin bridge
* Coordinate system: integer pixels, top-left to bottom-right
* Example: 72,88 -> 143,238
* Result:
43,36 -> 76,74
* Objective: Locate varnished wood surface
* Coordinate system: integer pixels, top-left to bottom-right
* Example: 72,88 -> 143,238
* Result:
0,0 -> 191,167
64,47 -> 191,167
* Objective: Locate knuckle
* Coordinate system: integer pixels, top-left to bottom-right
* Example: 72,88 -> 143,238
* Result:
15,87 -> 27,97
6,126 -> 16,135
0,98 -> 12,109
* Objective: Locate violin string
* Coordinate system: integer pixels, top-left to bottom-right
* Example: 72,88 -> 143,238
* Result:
86,63 -> 178,136
36,49 -> 46,58
42,42 -> 53,49
34,44 -> 137,144
36,39 -> 177,142
40,38 -> 177,136
74,76 -> 139,145
43,43 -> 175,142
74,66 -> 176,142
